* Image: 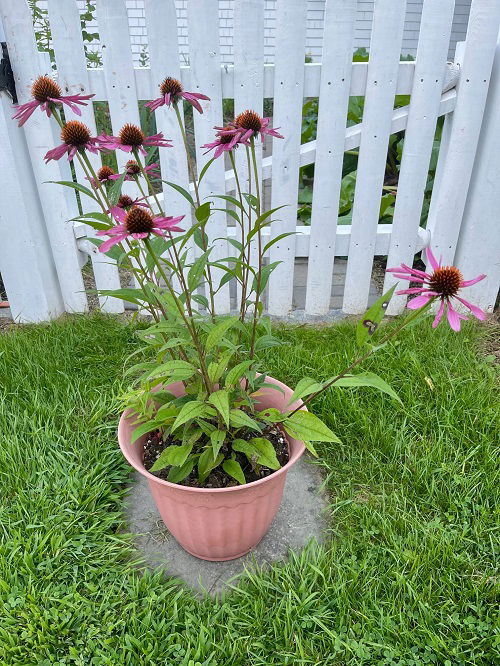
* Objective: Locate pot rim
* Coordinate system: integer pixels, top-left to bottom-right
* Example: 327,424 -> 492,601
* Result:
118,375 -> 306,494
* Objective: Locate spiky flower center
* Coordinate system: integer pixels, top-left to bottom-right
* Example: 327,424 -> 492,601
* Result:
235,110 -> 262,133
125,207 -> 154,234
125,160 -> 141,175
218,128 -> 234,145
31,75 -> 61,102
97,165 -> 115,181
117,195 -> 134,208
61,120 -> 91,146
428,266 -> 463,298
160,76 -> 183,97
119,124 -> 145,146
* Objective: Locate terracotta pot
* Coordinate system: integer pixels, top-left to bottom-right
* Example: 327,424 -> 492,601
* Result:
118,376 -> 306,561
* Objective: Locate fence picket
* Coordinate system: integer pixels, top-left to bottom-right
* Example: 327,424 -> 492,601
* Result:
233,0 -> 265,308
304,0 -> 357,316
47,0 -> 123,313
342,0 -> 407,314
268,0 -> 308,316
425,0 -> 500,268
186,0 -> 230,314
455,35 -> 500,313
383,0 -> 455,315
0,0 -> 87,313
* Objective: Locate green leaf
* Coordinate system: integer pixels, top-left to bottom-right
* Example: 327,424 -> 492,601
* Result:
198,449 -> 224,482
212,194 -> 245,211
251,261 -> 281,295
150,443 -> 193,471
208,390 -> 230,427
108,172 -> 127,205
232,437 -> 281,470
195,201 -> 211,223
257,407 -> 286,423
254,334 -> 283,351
224,360 -> 255,387
198,157 -> 216,185
210,429 -> 226,459
146,359 -> 197,382
303,441 -> 318,457
205,317 -> 239,351
131,419 -> 162,443
188,251 -> 210,292
97,287 -> 149,306
262,232 -> 296,255
331,372 -> 402,405
171,400 -> 216,431
287,377 -> 323,405
162,180 -> 195,207
222,458 -> 246,485
282,411 -> 341,443
356,285 -> 397,348
208,349 -> 235,383
229,409 -> 262,432
48,180 -> 97,201
167,456 -> 197,483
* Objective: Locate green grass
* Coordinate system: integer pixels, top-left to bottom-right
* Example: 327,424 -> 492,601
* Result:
0,314 -> 498,665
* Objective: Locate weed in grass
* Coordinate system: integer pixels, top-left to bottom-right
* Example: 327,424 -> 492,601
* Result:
0,314 -> 498,665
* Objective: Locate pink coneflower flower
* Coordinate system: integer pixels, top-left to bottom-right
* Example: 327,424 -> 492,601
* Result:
202,125 -> 250,159
98,124 -> 172,156
216,110 -> 284,145
387,247 -> 486,332
12,75 -> 94,127
108,160 -> 160,181
44,120 -> 102,162
87,165 -> 116,188
145,76 -> 210,114
107,194 -> 148,219
96,206 -> 184,253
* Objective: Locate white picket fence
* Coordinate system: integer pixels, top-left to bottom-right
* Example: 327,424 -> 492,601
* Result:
0,0 -> 499,323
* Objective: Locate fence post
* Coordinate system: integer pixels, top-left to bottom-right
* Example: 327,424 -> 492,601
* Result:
425,0 -> 500,268
0,89 -> 64,321
0,0 -> 87,314
454,31 -> 500,313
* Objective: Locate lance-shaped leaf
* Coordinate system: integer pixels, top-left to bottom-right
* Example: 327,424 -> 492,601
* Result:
233,437 -> 281,470
171,400 -> 217,431
330,372 -> 402,405
210,430 -> 226,459
282,411 -> 341,443
229,409 -> 262,432
208,390 -> 230,427
222,458 -> 246,485
224,360 -> 255,387
167,456 -> 197,483
287,377 -> 323,405
198,449 -> 224,482
150,443 -> 193,472
205,317 -> 239,351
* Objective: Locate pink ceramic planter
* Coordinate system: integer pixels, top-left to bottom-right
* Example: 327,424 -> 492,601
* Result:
118,376 -> 306,561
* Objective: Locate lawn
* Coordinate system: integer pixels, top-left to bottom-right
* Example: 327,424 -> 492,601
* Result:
0,314 -> 498,665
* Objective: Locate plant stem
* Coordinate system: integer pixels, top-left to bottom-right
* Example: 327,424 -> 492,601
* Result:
173,103 -> 216,321
144,238 -> 213,395
229,150 -> 248,322
248,137 -> 263,360
287,301 -> 436,417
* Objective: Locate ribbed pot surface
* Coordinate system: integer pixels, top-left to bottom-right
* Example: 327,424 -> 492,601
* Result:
118,376 -> 306,560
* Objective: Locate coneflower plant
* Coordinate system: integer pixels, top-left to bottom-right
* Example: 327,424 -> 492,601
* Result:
14,74 -> 487,487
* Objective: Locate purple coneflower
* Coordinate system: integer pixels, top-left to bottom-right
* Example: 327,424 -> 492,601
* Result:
44,120 -> 102,162
97,206 -> 184,253
12,75 -> 94,127
87,165 -> 116,188
98,124 -> 172,156
202,125 -> 249,159
108,160 -> 160,182
387,248 -> 486,332
145,76 -> 210,114
216,110 -> 284,145
108,194 -> 148,220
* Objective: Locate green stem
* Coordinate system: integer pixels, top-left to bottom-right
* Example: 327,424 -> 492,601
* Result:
229,150 -> 248,323
173,103 -> 216,321
144,238 -> 213,394
248,138 -> 263,360
287,300 -> 436,417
